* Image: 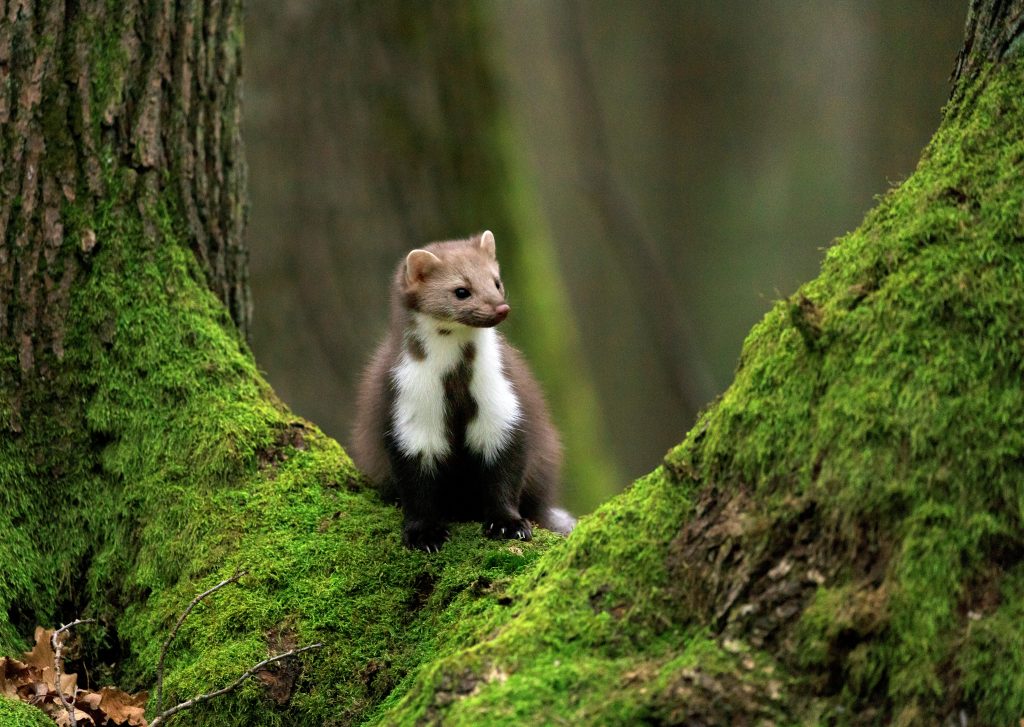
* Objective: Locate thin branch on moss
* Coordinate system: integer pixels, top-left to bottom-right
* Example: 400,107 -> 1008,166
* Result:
148,642 -> 324,727
155,568 -> 248,714
51,618 -> 97,727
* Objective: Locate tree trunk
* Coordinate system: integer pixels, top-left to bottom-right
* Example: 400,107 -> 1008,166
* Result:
1,0 -> 1022,725
2,0 -> 246,638
0,0 -> 249,363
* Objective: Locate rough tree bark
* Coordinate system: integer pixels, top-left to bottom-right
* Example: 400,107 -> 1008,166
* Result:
1,0 -> 247,625
1,0 -> 1023,726
0,0 -> 249,359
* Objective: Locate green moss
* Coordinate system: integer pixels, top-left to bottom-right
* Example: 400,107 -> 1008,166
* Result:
0,446 -> 55,653
87,0 -> 130,128
367,467 -> 712,724
0,698 -> 55,727
660,59 -> 1024,721
957,566 -> 1024,723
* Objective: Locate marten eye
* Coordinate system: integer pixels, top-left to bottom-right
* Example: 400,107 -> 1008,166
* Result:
454,287 -> 471,300
495,279 -> 502,290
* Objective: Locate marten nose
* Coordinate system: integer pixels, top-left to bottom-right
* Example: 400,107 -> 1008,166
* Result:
494,304 -> 510,322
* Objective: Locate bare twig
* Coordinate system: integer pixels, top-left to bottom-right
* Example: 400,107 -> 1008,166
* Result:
33,571 -> 321,727
148,642 -> 324,727
155,569 -> 248,714
51,618 -> 96,727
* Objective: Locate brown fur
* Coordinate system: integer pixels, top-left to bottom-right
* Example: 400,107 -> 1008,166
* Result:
350,232 -> 568,547
404,237 -> 507,327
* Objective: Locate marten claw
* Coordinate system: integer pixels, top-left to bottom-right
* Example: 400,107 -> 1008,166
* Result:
403,521 -> 450,552
483,518 -> 532,541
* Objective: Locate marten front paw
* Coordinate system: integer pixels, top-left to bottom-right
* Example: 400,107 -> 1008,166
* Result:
403,521 -> 450,553
483,518 -> 532,541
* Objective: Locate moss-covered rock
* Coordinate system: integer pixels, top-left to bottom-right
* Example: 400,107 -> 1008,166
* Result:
367,467 -> 791,725
671,57 -> 1024,723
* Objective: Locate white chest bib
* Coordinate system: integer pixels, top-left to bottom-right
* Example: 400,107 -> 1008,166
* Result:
390,315 -> 521,469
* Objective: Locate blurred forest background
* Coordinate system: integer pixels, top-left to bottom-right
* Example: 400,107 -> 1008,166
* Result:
242,1 -> 964,514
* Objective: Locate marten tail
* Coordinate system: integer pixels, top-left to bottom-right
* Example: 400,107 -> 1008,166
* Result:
535,507 -> 576,535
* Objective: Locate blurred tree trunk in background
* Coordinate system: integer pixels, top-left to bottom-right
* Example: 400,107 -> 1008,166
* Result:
243,0 -> 619,511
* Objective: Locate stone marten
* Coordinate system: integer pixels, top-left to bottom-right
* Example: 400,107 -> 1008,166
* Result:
351,231 -> 575,552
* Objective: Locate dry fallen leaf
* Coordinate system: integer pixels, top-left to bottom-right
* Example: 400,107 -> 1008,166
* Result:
0,626 -> 150,726
78,691 -> 103,709
24,626 -> 65,694
0,657 -> 33,698
23,627 -> 56,671
98,686 -> 149,726
55,707 -> 95,726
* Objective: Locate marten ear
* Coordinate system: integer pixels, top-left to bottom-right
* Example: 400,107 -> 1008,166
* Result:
405,249 -> 441,284
479,230 -> 496,259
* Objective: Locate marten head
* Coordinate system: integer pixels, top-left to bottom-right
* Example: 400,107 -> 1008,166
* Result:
402,231 -> 510,328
